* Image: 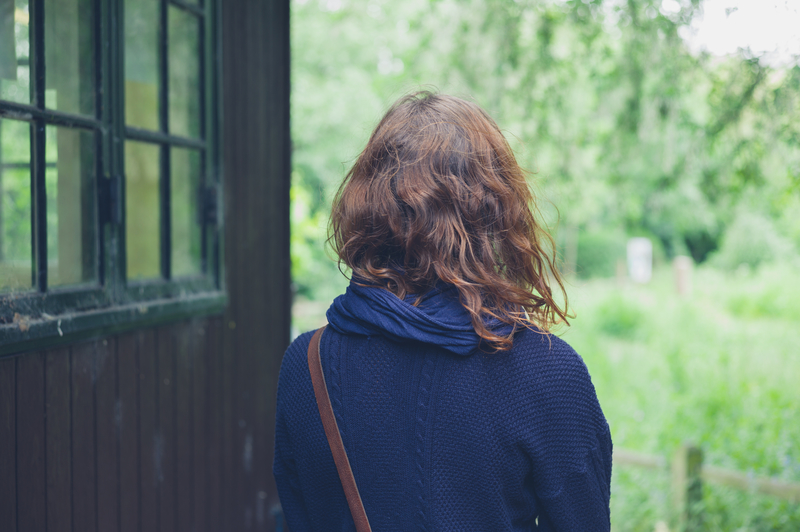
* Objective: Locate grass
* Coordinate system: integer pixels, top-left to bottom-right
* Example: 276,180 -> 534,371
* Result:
562,262 -> 800,531
291,261 -> 800,530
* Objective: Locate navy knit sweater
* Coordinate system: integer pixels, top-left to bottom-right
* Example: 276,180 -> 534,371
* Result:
274,286 -> 612,531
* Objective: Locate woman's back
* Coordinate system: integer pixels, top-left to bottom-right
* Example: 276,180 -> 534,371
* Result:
274,326 -> 611,531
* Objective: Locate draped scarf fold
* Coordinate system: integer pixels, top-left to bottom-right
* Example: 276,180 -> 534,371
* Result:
326,281 -> 514,356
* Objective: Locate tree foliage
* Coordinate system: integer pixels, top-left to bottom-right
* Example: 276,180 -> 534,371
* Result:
291,0 -> 800,294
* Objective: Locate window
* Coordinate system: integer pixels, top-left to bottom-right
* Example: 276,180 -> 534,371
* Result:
0,0 -> 221,351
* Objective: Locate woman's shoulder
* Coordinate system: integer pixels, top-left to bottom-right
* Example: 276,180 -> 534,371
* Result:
510,328 -> 588,369
500,329 -> 609,445
502,328 -> 597,399
276,329 -> 319,390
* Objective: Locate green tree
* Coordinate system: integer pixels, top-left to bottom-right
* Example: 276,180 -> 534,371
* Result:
290,0 -> 800,293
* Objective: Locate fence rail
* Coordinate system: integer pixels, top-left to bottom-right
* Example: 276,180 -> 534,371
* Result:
614,448 -> 667,470
700,463 -> 800,502
614,444 -> 800,531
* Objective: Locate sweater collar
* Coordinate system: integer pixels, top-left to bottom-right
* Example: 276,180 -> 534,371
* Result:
325,280 -> 513,356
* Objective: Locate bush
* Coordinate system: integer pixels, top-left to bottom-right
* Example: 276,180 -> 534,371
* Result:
709,213 -> 796,270
723,263 -> 800,321
576,230 -> 627,279
566,266 -> 800,530
594,293 -> 645,338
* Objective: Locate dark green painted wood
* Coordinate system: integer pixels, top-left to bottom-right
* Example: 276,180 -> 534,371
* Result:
0,291 -> 225,357
0,101 -> 103,128
158,0 -> 171,282
1,285 -> 110,335
125,125 -> 206,149
0,0 -> 221,356
171,0 -> 204,17
30,0 -> 47,293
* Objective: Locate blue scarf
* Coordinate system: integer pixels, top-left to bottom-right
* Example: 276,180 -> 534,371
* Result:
326,281 -> 514,356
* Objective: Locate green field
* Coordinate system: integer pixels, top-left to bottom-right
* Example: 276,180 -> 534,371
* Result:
564,263 -> 800,530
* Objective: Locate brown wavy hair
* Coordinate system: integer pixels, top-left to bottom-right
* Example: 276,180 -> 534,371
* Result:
329,91 -> 569,350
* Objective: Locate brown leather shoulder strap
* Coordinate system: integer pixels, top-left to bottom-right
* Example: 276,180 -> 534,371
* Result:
307,326 -> 372,532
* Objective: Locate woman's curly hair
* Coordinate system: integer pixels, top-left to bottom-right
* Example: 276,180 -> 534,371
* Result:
329,91 -> 570,350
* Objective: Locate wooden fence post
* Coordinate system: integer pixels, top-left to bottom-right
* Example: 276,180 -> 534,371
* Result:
672,443 -> 704,531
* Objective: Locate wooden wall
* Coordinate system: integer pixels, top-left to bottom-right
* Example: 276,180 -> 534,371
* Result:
221,0 -> 292,528
0,0 -> 292,530
0,317 -> 229,532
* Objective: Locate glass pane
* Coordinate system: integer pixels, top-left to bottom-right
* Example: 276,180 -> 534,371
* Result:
44,0 -> 95,115
125,0 -> 159,130
0,0 -> 30,104
0,118 -> 32,292
171,148 -> 201,277
125,141 -> 160,279
45,126 -> 97,287
168,7 -> 201,138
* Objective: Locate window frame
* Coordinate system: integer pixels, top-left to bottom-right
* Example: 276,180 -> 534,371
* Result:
0,0 -> 224,356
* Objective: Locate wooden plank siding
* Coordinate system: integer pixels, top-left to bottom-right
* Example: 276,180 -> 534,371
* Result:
0,316 -> 247,531
157,326 -> 177,532
205,318 -> 224,532
45,349 -> 72,532
71,342 -> 97,532
175,322 -> 194,532
0,357 -> 17,530
16,353 -> 47,532
138,329 -> 160,532
96,338 -> 120,532
0,0 -> 291,529
118,333 -> 140,532
192,322 -> 209,532
221,0 -> 292,530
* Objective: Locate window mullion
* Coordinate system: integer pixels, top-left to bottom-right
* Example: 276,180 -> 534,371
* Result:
198,1 -> 208,277
159,0 -> 171,280
103,0 -> 125,299
31,119 -> 47,291
206,0 -> 220,288
30,0 -> 47,292
98,0 -> 112,291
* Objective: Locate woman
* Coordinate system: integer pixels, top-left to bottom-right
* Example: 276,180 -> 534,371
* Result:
274,92 -> 612,531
